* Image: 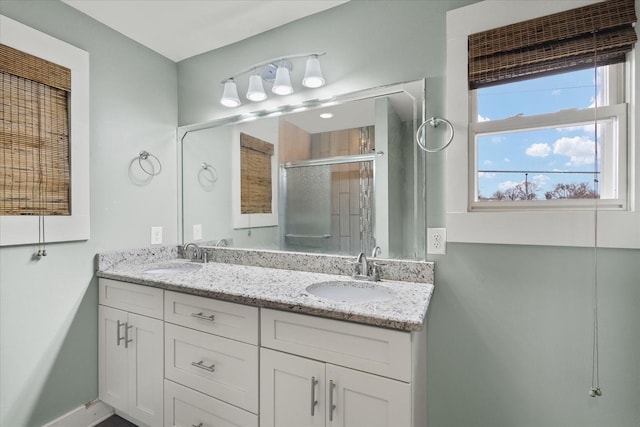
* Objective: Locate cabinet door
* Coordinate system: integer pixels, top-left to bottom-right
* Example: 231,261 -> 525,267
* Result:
260,348 -> 325,427
98,305 -> 129,413
326,364 -> 411,427
127,312 -> 164,427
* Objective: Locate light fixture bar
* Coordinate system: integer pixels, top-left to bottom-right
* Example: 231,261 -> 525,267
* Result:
220,52 -> 326,84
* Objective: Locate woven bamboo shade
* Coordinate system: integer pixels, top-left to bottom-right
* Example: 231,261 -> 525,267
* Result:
0,43 -> 71,215
240,133 -> 274,215
468,0 -> 637,89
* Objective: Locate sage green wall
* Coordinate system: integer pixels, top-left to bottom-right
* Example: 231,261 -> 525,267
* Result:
0,1 -> 177,426
178,1 -> 640,426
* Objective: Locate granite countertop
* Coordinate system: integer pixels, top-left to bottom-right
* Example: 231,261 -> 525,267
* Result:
96,247 -> 434,331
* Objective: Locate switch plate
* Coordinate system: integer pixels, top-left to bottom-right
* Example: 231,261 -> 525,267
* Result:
427,227 -> 446,255
193,224 -> 202,240
150,226 -> 163,245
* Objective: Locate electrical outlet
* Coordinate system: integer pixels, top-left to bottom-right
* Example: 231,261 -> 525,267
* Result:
193,224 -> 202,240
150,226 -> 163,245
427,227 -> 446,255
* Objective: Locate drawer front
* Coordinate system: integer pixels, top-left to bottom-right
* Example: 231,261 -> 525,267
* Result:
164,380 -> 258,427
99,278 -> 163,319
261,309 -> 411,382
165,323 -> 259,413
164,291 -> 258,344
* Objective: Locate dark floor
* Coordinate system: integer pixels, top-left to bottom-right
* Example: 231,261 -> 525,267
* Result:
95,415 -> 137,427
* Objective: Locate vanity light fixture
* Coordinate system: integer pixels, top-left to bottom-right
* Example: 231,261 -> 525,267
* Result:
246,72 -> 267,102
220,52 -> 326,107
220,78 -> 241,107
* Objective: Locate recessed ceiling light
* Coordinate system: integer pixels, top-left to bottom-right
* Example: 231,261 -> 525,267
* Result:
320,112 -> 334,119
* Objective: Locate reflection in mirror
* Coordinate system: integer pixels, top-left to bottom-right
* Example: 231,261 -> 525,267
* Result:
179,80 -> 426,260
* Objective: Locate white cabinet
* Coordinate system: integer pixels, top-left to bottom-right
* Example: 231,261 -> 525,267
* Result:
98,280 -> 426,427
326,364 -> 411,427
260,348 -> 326,427
164,290 -> 259,426
98,279 -> 164,427
260,309 -> 424,427
261,349 -> 411,427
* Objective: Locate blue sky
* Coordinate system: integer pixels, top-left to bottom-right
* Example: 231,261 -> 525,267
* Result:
476,68 -> 602,199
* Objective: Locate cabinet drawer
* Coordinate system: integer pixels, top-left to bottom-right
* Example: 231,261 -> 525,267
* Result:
164,291 -> 258,344
261,309 -> 411,382
99,278 -> 163,320
165,323 -> 258,413
164,380 -> 257,427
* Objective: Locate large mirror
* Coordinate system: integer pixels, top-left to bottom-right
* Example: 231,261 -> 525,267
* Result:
179,80 -> 426,259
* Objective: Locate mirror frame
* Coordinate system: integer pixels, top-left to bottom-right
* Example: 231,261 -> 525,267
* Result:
177,79 -> 427,259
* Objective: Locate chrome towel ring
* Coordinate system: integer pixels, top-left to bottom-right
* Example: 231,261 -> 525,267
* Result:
416,117 -> 455,153
138,150 -> 162,176
200,162 -> 218,183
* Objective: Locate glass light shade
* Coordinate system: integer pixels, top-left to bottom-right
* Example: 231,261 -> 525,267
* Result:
220,79 -> 241,107
246,74 -> 267,102
302,55 -> 325,88
272,66 -> 294,95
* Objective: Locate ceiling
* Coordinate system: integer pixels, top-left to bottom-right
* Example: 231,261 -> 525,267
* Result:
62,0 -> 348,62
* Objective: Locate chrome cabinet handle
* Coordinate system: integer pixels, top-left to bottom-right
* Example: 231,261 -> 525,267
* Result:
116,320 -> 125,346
124,323 -> 133,349
310,376 -> 319,416
191,360 -> 216,372
329,379 -> 336,421
191,312 -> 215,322
192,423 -> 203,427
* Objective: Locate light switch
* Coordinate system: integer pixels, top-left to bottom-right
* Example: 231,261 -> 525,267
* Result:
193,224 -> 202,240
150,226 -> 163,245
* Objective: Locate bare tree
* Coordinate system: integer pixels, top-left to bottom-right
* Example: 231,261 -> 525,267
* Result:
545,182 -> 598,199
491,182 -> 539,201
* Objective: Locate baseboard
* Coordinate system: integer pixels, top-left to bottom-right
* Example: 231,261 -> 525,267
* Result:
42,400 -> 114,427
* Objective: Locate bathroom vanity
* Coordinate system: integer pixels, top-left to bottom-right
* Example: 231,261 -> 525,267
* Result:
96,247 -> 434,427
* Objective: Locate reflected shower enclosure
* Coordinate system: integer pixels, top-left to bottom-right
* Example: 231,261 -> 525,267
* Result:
280,127 -> 376,256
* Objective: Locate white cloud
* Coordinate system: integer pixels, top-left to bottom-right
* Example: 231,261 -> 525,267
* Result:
525,143 -> 551,157
483,160 -> 493,166
553,136 -> 598,166
532,174 -> 550,188
498,180 -> 520,191
478,172 -> 496,178
478,114 -> 490,122
504,157 -> 511,163
552,89 -> 561,96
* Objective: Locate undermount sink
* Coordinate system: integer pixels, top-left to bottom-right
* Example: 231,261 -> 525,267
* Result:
143,263 -> 203,274
306,280 -> 395,303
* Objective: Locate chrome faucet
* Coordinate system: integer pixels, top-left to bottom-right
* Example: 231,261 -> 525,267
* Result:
371,246 -> 381,258
183,242 -> 207,263
351,252 -> 373,281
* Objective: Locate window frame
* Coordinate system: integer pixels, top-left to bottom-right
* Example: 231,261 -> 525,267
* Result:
0,15 -> 90,246
445,0 -> 639,248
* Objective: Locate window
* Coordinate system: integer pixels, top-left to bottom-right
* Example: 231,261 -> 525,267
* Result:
0,15 -> 89,246
240,132 -> 274,214
445,0 -> 640,248
470,64 -> 627,209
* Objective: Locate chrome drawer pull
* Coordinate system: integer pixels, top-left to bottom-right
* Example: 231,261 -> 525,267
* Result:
124,323 -> 133,349
329,379 -> 336,421
192,423 -> 203,427
191,360 -> 216,372
116,320 -> 125,346
310,376 -> 319,416
190,312 -> 215,322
